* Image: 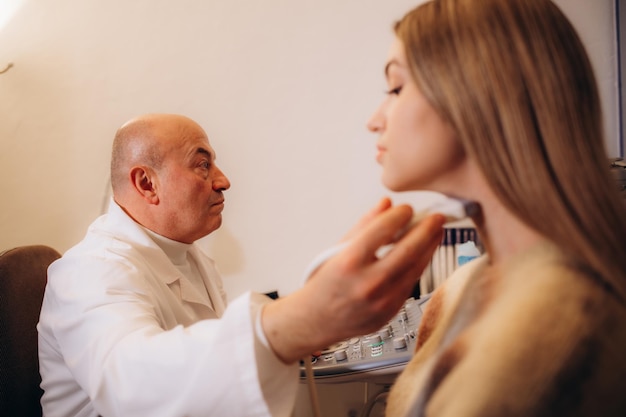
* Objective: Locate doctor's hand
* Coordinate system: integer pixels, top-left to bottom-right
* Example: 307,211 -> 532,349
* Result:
261,201 -> 445,364
339,197 -> 393,242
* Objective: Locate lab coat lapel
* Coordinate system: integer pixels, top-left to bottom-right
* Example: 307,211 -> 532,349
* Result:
151,256 -> 217,318
189,246 -> 226,317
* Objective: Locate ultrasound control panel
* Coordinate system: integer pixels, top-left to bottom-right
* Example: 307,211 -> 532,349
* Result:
299,294 -> 431,384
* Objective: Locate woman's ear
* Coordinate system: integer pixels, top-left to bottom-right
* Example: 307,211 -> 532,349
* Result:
129,166 -> 159,204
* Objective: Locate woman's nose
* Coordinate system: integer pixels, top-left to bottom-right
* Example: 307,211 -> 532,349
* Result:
367,105 -> 385,133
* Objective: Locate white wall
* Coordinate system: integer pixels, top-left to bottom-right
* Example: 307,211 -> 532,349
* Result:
0,0 -> 427,299
0,0 -> 618,415
0,0 -> 618,298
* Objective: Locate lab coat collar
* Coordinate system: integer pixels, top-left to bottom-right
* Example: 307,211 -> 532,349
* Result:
101,199 -> 225,316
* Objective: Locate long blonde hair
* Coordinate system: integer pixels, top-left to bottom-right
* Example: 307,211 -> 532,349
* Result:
395,0 -> 626,301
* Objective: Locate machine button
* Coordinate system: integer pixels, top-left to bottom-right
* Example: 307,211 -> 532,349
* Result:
368,335 -> 384,357
334,349 -> 348,362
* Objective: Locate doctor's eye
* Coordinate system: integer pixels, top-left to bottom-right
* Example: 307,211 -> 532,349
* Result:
385,86 -> 403,95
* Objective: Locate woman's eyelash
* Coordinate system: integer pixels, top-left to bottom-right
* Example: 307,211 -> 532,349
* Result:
385,86 -> 403,95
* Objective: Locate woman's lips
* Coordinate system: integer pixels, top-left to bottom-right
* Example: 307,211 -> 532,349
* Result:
376,146 -> 386,163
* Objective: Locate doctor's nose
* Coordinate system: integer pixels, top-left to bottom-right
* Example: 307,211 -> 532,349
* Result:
212,167 -> 231,192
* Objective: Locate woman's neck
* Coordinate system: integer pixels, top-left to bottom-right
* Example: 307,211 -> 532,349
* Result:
470,191 -> 545,266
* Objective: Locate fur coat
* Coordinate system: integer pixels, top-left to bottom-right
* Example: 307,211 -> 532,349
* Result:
386,241 -> 626,417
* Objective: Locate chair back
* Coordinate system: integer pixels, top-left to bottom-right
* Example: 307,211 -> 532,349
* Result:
0,245 -> 61,417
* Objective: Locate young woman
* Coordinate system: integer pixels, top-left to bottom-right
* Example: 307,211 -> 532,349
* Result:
367,0 -> 626,415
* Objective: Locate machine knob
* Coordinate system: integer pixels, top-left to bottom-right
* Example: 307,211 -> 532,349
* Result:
393,337 -> 408,350
398,310 -> 408,322
334,349 -> 348,362
378,327 -> 392,339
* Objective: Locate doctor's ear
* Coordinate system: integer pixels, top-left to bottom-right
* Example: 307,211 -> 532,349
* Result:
129,166 -> 159,204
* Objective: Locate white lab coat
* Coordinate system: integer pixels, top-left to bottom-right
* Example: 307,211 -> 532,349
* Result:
38,200 -> 298,417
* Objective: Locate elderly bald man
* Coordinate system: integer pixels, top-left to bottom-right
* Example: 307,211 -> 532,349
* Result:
37,114 -> 444,417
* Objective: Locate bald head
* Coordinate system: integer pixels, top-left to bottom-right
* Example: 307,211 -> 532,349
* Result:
110,114 -> 204,197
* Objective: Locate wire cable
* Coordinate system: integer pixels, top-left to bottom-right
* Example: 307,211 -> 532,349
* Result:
358,388 -> 389,417
304,355 -> 322,417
